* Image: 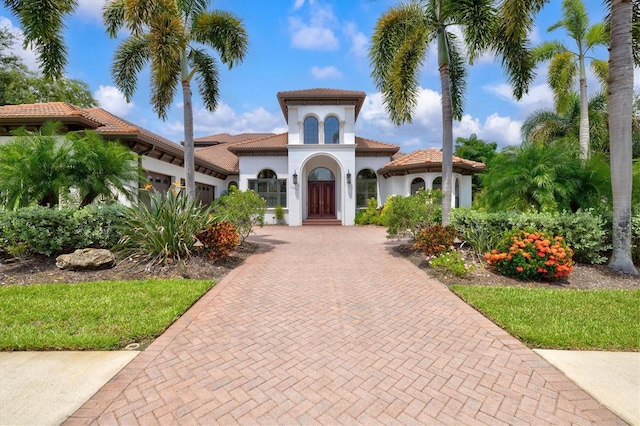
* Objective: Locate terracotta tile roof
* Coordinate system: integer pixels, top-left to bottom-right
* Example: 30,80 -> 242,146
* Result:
379,148 -> 486,176
194,142 -> 241,173
0,102 -> 86,117
229,133 -> 288,152
194,132 -> 275,145
277,88 -> 367,122
355,136 -> 399,154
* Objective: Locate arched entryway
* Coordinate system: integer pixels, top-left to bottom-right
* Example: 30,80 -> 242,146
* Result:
308,167 -> 335,218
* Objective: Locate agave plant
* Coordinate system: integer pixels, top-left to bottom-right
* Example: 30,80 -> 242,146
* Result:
115,188 -> 218,264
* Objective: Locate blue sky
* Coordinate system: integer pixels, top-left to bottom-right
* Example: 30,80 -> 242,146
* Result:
1,0 -> 637,151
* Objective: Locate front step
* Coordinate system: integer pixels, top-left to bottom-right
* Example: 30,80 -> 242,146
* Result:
302,218 -> 342,226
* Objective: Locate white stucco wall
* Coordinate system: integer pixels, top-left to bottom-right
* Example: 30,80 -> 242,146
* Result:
379,172 -> 473,208
287,105 -> 356,146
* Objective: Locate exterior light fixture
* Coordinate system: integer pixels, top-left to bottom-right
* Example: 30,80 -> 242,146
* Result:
293,170 -> 298,185
346,170 -> 352,184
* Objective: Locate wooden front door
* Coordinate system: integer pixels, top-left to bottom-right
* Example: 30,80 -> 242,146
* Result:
308,181 -> 335,218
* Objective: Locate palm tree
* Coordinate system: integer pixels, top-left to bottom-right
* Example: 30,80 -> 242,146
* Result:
2,0 -> 75,80
369,0 -> 533,225
103,0 -> 248,198
531,0 -> 608,160
521,91 -> 609,155
607,0 -> 638,275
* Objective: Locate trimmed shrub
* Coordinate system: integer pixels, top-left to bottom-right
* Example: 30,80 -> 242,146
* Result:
215,187 -> 266,243
382,190 -> 442,239
450,208 -> 608,264
485,230 -> 574,281
0,204 -> 125,256
196,221 -> 240,259
413,224 -> 458,257
355,197 -> 383,225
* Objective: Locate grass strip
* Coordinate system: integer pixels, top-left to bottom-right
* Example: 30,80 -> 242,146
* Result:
0,279 -> 214,351
450,286 -> 640,351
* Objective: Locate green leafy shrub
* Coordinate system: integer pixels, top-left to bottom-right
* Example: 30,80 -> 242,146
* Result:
381,190 -> 442,239
450,208 -> 608,264
632,211 -> 640,265
215,187 -> 266,242
429,251 -> 474,278
413,224 -> 458,257
115,190 -> 216,264
196,221 -> 240,259
0,204 -> 125,256
485,230 -> 574,281
274,205 -> 285,223
355,197 -> 383,225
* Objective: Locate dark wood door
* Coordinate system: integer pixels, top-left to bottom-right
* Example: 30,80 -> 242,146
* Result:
308,181 -> 335,218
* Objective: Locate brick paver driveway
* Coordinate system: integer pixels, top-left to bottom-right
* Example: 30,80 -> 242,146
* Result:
67,226 -> 623,425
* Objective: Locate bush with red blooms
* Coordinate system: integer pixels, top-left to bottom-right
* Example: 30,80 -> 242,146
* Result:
413,224 -> 458,257
196,221 -> 240,259
485,230 -> 574,281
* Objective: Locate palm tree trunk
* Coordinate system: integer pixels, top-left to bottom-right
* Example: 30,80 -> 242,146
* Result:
578,76 -> 590,160
608,0 -> 638,275
439,63 -> 453,226
182,79 -> 196,200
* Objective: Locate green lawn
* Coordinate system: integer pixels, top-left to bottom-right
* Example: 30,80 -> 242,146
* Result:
450,286 -> 640,351
0,279 -> 214,351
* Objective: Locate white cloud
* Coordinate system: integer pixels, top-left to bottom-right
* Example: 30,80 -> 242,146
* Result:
311,65 -> 342,79
288,2 -> 338,50
483,81 -> 554,116
94,85 -> 135,116
343,22 -> 368,58
75,0 -> 108,22
293,0 -> 306,10
163,102 -> 286,138
359,87 -> 522,149
0,16 -> 38,71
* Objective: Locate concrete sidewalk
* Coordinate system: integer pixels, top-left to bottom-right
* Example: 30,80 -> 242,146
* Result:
1,226 -> 637,425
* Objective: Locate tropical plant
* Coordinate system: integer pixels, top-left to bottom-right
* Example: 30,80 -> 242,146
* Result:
606,0 -> 638,275
531,0 -> 608,159
454,133 -> 497,193
369,0 -> 534,225
195,221 -> 239,259
214,187 -> 266,243
0,121 -> 70,209
429,250 -> 473,278
478,140 -> 611,213
485,230 -> 574,281
354,197 -> 383,226
115,188 -> 216,264
103,0 -> 248,199
413,224 -> 458,257
66,131 -> 141,207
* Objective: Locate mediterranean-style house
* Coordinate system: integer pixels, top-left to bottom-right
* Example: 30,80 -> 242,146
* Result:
0,88 -> 485,226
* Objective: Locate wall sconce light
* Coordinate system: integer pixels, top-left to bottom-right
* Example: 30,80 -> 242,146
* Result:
293,170 -> 298,185
346,170 -> 352,184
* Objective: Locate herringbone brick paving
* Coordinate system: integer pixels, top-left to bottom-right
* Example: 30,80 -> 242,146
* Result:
66,226 -> 624,425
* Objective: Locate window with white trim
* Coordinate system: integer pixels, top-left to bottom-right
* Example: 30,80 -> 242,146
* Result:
304,116 -> 319,144
324,116 -> 339,144
248,169 -> 287,207
356,169 -> 377,208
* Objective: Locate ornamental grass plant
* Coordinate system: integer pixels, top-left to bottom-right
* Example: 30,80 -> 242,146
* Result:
485,230 -> 574,280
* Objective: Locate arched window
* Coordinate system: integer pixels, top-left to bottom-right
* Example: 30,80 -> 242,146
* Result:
432,176 -> 442,191
227,181 -> 238,192
248,169 -> 287,207
308,167 -> 335,181
304,116 -> 319,144
411,177 -> 425,194
324,116 -> 340,144
356,169 -> 377,208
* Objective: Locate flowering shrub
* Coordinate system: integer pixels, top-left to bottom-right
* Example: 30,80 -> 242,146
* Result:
196,221 -> 240,259
429,250 -> 474,278
485,230 -> 574,280
413,224 -> 458,257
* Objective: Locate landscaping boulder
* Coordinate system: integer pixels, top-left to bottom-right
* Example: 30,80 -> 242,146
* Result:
56,248 -> 116,271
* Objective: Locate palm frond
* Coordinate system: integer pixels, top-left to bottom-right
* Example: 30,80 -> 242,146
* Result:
103,0 -> 126,38
531,40 -> 566,62
447,0 -> 497,62
192,10 -> 248,68
189,48 -> 220,112
555,0 -> 588,42
111,35 -> 152,102
590,59 -> 609,90
548,50 -> 577,114
585,21 -> 609,48
446,32 -> 467,121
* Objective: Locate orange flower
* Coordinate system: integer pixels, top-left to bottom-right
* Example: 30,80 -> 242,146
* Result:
516,266 -> 524,272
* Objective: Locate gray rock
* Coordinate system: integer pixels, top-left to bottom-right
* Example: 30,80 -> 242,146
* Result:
56,248 -> 116,271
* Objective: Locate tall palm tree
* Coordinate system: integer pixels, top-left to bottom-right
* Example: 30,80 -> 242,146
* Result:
607,0 -> 638,275
103,0 -> 248,198
531,0 -> 608,160
2,0 -> 75,80
369,0 -> 533,225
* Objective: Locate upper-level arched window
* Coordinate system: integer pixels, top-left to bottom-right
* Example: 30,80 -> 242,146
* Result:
304,116 -> 319,144
324,116 -> 340,144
